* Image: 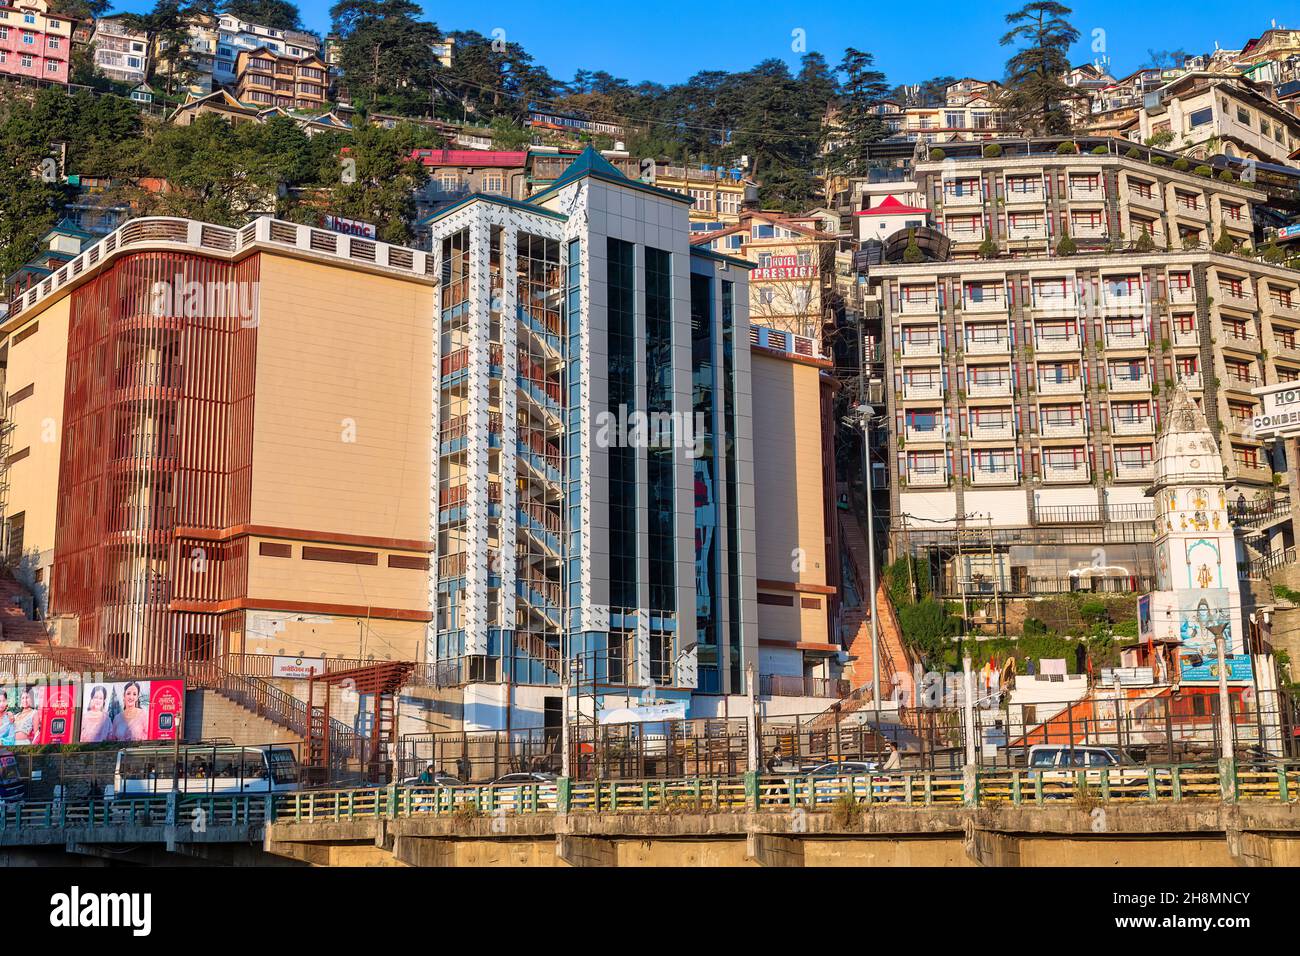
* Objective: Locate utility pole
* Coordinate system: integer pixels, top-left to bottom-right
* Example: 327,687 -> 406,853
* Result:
560,659 -> 571,779
1210,620 -> 1234,799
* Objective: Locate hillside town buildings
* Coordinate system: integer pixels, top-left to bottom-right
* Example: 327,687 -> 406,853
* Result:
0,0 -> 72,85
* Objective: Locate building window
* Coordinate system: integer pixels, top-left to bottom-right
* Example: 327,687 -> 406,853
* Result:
1188,107 -> 1213,129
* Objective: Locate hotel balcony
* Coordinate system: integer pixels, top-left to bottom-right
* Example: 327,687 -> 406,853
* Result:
901,336 -> 942,358
1173,197 -> 1209,222
944,224 -> 985,243
964,334 -> 1011,355
1004,184 -> 1046,205
1171,327 -> 1200,348
1042,460 -> 1091,484
1104,328 -> 1149,350
1037,375 -> 1083,396
1169,286 -> 1197,306
969,418 -> 1015,441
1272,338 -> 1300,363
1215,286 -> 1257,312
1068,184 -> 1106,202
962,294 -> 1009,315
906,423 -> 947,444
942,188 -> 983,207
1178,371 -> 1203,390
1033,328 -> 1081,352
1222,373 -> 1263,395
970,460 -> 1020,485
1127,190 -> 1164,211
1070,223 -> 1107,240
1113,459 -> 1155,482
899,295 -> 941,315
1220,328 -> 1260,352
1041,417 -> 1087,438
902,378 -> 944,400
1006,223 -> 1048,241
906,464 -> 949,487
1111,415 -> 1155,436
968,377 -> 1014,398
1031,292 -> 1078,314
1264,295 -> 1300,322
1232,459 -> 1272,483
1101,287 -> 1145,312
1106,373 -> 1151,394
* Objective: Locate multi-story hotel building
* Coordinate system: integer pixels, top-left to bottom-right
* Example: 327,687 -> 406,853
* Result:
234,46 -> 328,112
868,139 -> 1300,598
2,149 -> 841,725
155,12 -> 321,95
692,211 -> 838,346
89,16 -> 149,86
0,0 -> 72,85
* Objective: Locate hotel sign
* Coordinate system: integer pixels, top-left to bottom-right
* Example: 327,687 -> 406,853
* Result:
320,214 -> 378,239
752,254 -> 817,281
1251,381 -> 1300,440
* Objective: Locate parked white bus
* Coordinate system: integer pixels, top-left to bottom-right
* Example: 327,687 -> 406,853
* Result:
109,744 -> 299,798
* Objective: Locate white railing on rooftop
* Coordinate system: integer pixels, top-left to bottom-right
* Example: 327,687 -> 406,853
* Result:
8,216 -> 434,320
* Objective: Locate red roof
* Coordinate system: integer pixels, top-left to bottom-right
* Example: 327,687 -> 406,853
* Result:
410,149 -> 526,168
854,195 -> 930,217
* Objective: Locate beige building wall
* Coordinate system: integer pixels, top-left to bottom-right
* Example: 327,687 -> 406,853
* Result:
250,255 -> 435,543
750,351 -> 830,654
2,296 -> 71,579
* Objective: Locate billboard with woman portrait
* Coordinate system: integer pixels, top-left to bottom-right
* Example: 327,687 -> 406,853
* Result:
79,679 -> 184,743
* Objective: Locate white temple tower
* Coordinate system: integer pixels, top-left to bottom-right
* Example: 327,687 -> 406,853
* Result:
1145,383 -> 1246,661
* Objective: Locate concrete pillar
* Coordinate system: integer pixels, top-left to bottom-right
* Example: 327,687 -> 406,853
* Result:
555,834 -> 617,867
393,835 -> 454,867
746,832 -> 805,867
963,828 -> 1022,867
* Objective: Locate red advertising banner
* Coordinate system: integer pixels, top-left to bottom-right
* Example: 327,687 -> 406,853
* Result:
38,683 -> 79,745
79,679 -> 186,743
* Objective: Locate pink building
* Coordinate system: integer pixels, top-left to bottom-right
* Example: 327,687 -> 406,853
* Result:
0,0 -> 73,85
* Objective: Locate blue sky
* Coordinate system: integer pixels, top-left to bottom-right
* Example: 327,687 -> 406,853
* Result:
114,1 -> 1286,87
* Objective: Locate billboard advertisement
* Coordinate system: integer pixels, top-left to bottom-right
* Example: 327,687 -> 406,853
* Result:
0,682 -> 79,746
79,679 -> 185,743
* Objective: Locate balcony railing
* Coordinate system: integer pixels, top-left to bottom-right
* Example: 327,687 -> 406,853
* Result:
1113,459 -> 1155,481
1127,189 -> 1163,210
758,675 -> 851,699
1068,184 -> 1105,202
1265,295 -> 1300,321
1004,184 -> 1045,203
965,335 -> 1011,355
1037,375 -> 1083,395
1216,286 -> 1257,311
969,419 -> 1015,441
1031,293 -> 1078,314
1007,223 -> 1048,241
962,294 -> 1008,314
1042,461 -> 1090,483
970,462 -> 1019,485
1106,373 -> 1151,393
1041,417 -> 1087,438
1169,285 -> 1196,306
905,424 -> 946,444
1071,223 -> 1107,239
1233,459 -> 1272,481
899,296 -> 940,315
1178,371 -> 1203,389
1171,327 -> 1199,347
901,336 -> 942,357
1033,329 -> 1080,352
1173,196 -> 1209,220
942,188 -> 983,207
968,377 -> 1013,398
1221,328 -> 1259,350
906,465 -> 948,487
1223,372 -> 1263,392
902,379 -> 943,400
1101,288 -> 1145,312
1104,328 -> 1149,349
1111,415 -> 1154,436
944,225 -> 986,242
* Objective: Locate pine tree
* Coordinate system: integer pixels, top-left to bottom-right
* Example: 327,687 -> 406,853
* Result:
999,2 -> 1080,136
826,48 -> 889,176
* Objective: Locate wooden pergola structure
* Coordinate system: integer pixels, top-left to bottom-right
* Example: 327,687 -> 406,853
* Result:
305,662 -> 415,785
